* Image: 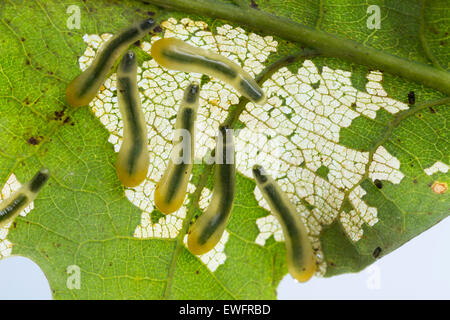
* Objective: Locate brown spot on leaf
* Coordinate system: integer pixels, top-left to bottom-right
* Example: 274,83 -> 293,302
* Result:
54,110 -> 65,121
431,181 -> 447,194
27,137 -> 41,145
250,0 -> 259,9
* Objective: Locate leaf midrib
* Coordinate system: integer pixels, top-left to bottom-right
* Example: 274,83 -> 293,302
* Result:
141,0 -> 450,96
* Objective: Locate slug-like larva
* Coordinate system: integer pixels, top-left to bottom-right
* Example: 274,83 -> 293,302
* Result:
151,38 -> 266,105
252,165 -> 316,282
66,19 -> 155,107
115,51 -> 149,187
154,83 -> 200,214
188,125 -> 236,255
0,168 -> 50,228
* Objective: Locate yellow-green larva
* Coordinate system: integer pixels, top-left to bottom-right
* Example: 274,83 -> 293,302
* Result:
154,83 -> 200,214
188,125 -> 236,255
151,38 -> 266,105
66,19 -> 154,107
252,165 -> 316,283
0,168 -> 50,229
115,51 -> 149,187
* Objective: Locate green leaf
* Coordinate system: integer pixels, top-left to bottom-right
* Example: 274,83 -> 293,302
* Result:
0,0 -> 448,299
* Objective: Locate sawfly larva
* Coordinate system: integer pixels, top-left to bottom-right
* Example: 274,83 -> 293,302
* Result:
0,168 -> 50,228
66,19 -> 154,107
154,83 -> 200,214
151,38 -> 266,104
188,125 -> 235,255
115,51 -> 149,187
252,165 -> 316,282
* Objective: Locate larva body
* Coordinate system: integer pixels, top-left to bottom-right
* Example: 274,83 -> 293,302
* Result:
115,51 -> 149,187
66,19 -> 154,107
154,83 -> 200,214
252,165 -> 316,282
0,168 -> 50,228
151,38 -> 266,105
188,126 -> 235,255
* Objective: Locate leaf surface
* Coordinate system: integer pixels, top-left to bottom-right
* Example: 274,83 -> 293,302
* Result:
0,0 -> 448,299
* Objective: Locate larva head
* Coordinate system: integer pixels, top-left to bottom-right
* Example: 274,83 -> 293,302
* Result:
119,51 -> 137,74
213,125 -> 234,166
139,18 -> 155,32
217,124 -> 234,151
252,165 -> 268,184
184,82 -> 200,104
29,168 -> 50,193
218,124 -> 231,138
239,78 -> 267,105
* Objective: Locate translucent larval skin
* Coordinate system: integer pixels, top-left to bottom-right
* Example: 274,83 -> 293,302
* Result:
252,165 -> 316,282
151,38 -> 266,105
66,19 -> 155,107
155,83 -> 200,214
0,168 -> 50,228
188,126 -> 236,255
115,51 -> 149,187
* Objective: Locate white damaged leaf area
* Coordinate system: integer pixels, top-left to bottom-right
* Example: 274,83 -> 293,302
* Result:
79,18 -> 274,272
77,17 -> 407,276
0,174 -> 34,259
238,63 -> 406,274
424,161 -> 449,176
369,146 -> 404,184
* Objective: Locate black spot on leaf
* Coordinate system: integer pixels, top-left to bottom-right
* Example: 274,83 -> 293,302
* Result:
408,91 -> 415,105
311,80 -> 320,89
27,137 -> 41,145
374,179 -> 383,189
372,247 -> 382,258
